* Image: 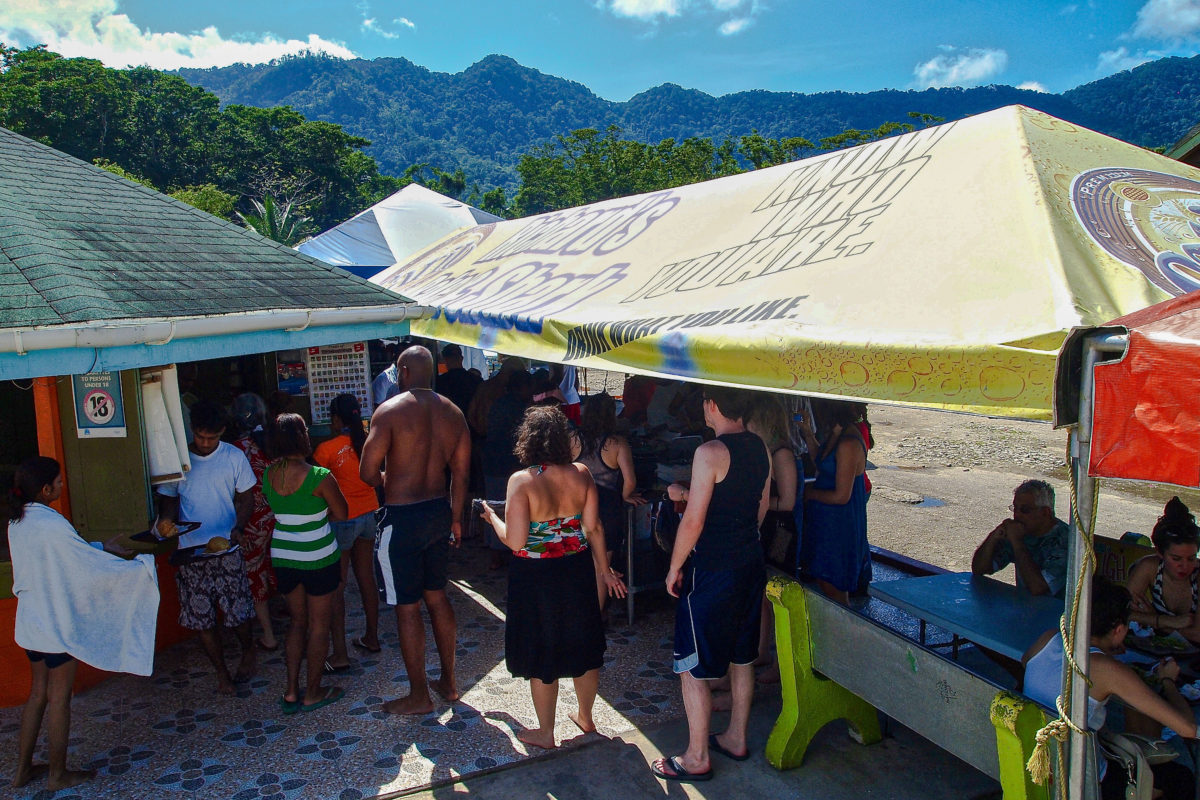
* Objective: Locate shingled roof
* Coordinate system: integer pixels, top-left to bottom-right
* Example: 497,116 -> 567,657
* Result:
0,126 -> 412,330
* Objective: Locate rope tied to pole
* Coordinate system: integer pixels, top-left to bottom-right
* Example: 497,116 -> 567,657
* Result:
1027,437 -> 1099,796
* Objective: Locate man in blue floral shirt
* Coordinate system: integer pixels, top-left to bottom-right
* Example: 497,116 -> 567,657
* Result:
971,479 -> 1068,597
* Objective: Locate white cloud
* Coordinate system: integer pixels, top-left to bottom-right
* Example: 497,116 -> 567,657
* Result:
1132,0 -> 1200,40
719,17 -> 752,35
361,18 -> 397,39
0,0 -> 356,68
1017,81 -> 1048,92
598,0 -> 762,33
1097,46 -> 1158,74
357,2 -> 415,38
605,0 -> 685,20
912,46 -> 1008,89
1060,3 -> 1079,14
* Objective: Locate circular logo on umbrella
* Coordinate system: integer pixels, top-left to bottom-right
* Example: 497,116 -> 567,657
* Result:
1071,167 -> 1200,295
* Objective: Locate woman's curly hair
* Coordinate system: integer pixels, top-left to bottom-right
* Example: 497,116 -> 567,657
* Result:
514,405 -> 573,467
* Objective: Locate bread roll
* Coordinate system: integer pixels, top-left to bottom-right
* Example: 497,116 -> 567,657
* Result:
205,536 -> 230,554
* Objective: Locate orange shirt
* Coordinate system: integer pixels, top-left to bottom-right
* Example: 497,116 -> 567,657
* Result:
313,434 -> 378,520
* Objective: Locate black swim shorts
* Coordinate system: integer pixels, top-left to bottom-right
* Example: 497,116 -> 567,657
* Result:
377,498 -> 452,605
672,560 -> 767,679
25,649 -> 75,669
274,561 -> 341,598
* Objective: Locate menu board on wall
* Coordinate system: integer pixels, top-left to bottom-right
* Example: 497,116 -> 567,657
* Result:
304,342 -> 373,425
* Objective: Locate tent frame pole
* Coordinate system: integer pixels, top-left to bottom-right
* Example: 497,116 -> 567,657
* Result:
1065,332 -> 1127,800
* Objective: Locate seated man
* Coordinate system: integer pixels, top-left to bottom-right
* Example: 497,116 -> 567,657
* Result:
971,479 -> 1068,597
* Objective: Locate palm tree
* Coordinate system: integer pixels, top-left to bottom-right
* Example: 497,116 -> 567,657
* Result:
237,194 -> 313,246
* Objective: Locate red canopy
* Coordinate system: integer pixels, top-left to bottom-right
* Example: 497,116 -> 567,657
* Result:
1088,291 -> 1200,487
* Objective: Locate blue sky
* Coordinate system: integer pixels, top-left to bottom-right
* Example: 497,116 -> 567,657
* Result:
2,1 -> 1198,100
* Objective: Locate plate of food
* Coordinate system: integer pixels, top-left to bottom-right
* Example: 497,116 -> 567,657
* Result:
1125,630 -> 1198,656
1180,681 -> 1200,703
169,537 -> 239,566
131,519 -> 201,543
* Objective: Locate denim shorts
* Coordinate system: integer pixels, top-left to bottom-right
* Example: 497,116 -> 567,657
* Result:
333,511 -> 377,551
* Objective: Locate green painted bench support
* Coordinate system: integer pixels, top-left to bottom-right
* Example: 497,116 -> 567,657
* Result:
766,576 -> 1052,799
765,576 -> 881,769
990,692 -> 1052,800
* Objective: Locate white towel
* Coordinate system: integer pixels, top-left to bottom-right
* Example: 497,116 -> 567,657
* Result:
9,504 -> 159,676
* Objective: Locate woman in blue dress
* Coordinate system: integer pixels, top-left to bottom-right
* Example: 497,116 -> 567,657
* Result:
802,401 -> 869,604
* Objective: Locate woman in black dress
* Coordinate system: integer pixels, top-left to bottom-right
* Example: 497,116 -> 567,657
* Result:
480,406 -> 627,749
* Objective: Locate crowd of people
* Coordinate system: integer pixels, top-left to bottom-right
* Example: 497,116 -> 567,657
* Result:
10,341 -> 1199,795
6,341 -> 882,791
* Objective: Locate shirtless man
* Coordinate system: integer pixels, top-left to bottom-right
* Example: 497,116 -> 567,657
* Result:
360,346 -> 471,715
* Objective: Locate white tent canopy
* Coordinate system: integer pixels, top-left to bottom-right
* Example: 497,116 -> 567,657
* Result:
299,184 -> 501,276
375,106 -> 1200,420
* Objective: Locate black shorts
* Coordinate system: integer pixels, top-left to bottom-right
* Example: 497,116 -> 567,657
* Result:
673,561 -> 767,679
377,498 -> 451,605
275,561 -> 341,597
26,649 -> 74,669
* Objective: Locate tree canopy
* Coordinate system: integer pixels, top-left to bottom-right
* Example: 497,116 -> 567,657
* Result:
0,44 -> 401,234
0,44 -> 964,239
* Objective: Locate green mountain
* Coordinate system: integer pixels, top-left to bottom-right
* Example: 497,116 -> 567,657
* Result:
176,53 -> 1200,190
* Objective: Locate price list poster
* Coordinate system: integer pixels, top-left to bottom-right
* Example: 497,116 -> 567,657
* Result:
304,342 -> 373,425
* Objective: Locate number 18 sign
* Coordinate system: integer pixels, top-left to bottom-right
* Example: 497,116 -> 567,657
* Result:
72,372 -> 127,438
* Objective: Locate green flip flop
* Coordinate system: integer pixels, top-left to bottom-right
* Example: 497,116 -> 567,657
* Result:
301,686 -> 345,713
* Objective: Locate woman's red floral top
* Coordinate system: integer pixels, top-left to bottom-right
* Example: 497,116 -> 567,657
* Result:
515,514 -> 587,559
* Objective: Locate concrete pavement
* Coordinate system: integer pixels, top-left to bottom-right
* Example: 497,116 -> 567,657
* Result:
397,691 -> 1002,800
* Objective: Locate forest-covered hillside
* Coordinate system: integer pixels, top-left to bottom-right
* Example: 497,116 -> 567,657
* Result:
176,52 -> 1200,189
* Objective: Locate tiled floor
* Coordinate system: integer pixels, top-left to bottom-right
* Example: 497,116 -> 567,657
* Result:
1,541 -> 688,800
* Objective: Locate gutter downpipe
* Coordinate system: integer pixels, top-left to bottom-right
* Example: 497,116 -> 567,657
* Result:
0,304 -> 433,354
1065,331 -> 1127,800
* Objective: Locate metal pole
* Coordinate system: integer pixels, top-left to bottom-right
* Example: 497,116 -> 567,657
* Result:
1064,332 -> 1126,800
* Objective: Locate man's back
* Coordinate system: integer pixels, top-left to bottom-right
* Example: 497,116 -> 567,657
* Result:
375,390 -> 468,505
436,368 -> 482,415
467,375 -> 506,436
373,363 -> 399,406
482,393 -> 529,477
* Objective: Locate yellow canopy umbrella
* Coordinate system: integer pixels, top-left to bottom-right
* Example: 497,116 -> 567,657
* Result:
374,105 -> 1200,419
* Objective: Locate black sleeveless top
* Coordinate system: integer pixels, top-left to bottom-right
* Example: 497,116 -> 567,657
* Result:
694,431 -> 769,570
577,438 -> 622,493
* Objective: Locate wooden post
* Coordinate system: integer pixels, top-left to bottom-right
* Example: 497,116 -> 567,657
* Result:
32,376 -> 71,519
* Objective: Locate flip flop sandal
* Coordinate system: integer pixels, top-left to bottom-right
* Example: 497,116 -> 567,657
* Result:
279,697 -> 300,715
651,756 -> 713,783
708,734 -> 751,761
300,686 -> 345,712
323,660 -> 351,675
350,636 -> 382,654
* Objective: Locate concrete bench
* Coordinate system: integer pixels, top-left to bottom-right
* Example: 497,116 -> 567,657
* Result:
766,576 -> 1051,800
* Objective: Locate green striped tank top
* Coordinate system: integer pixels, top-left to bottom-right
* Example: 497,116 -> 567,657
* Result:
263,464 -> 339,570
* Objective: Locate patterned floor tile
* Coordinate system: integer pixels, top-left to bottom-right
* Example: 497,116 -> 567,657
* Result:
153,757 -> 231,792
0,541 -> 684,798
